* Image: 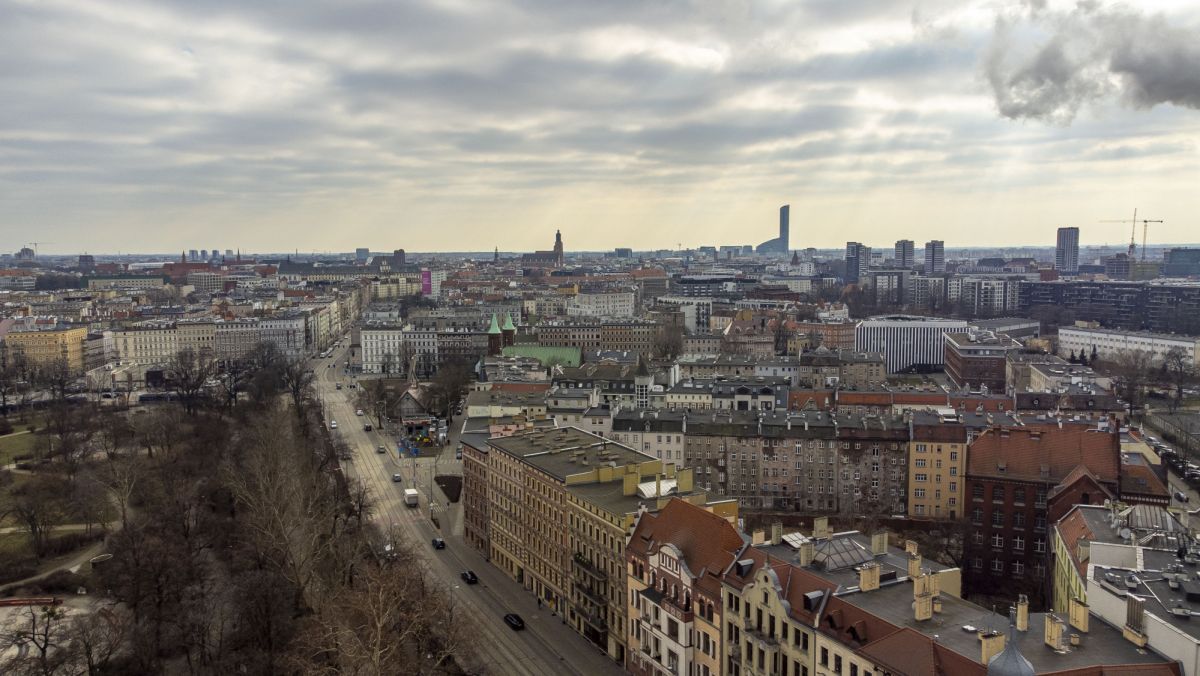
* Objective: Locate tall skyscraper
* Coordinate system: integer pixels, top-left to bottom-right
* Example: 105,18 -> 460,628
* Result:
924,240 -> 945,274
845,242 -> 871,284
895,239 -> 914,269
756,204 -> 790,254
1055,227 -> 1079,274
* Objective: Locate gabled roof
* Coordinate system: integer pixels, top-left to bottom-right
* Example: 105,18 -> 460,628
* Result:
628,498 -> 745,597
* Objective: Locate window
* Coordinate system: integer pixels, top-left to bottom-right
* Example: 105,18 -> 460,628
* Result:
915,459 -> 927,468
972,485 -> 984,500
1013,561 -> 1025,576
971,508 -> 983,525
992,486 -> 1005,502
992,510 -> 1004,527
972,557 -> 983,570
1013,512 -> 1025,529
973,531 -> 984,545
1034,538 -> 1047,553
915,473 -> 928,482
915,488 -> 926,498
992,559 -> 1005,573
1013,536 -> 1025,552
1013,487 -> 1026,504
991,533 -> 1004,549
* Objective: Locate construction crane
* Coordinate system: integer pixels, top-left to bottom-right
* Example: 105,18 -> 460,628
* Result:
26,241 -> 53,256
1099,209 -> 1163,261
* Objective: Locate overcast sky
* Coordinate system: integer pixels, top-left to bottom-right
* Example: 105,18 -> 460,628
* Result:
2,0 -> 1198,255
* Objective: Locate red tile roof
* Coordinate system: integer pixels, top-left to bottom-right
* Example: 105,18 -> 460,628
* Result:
857,627 -> 985,676
967,426 -> 1119,483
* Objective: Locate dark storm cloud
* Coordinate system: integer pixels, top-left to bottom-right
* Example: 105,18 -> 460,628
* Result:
986,4 -> 1200,123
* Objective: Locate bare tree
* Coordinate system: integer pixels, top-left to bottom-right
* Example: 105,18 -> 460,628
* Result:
2,475 -> 71,559
1108,349 -> 1157,414
167,348 -> 215,415
0,603 -> 69,676
1162,347 -> 1196,413
652,324 -> 684,360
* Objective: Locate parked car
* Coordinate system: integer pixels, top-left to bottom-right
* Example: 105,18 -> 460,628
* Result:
377,445 -> 387,454
335,383 -> 342,390
356,409 -> 364,416
461,570 -> 479,584
1176,491 -> 1190,503
431,538 -> 446,550
503,613 -> 524,630
329,420 -> 338,429
392,473 -> 402,483
363,424 -> 373,431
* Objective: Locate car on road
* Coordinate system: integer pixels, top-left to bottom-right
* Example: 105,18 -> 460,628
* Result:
503,613 -> 524,631
431,538 -> 446,550
1176,491 -> 1190,503
329,420 -> 338,429
392,473 -> 402,483
461,570 -> 479,584
336,383 -> 342,390
363,424 -> 373,431
356,409 -> 364,416
377,445 -> 387,454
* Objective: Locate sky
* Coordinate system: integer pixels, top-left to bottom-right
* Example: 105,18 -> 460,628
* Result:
1,0 -> 1198,255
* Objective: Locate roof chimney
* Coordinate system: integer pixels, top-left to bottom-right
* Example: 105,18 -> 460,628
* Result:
1017,594 -> 1029,632
870,532 -> 888,556
858,562 -> 881,592
1068,597 -> 1089,634
752,528 -> 765,546
907,551 -> 922,579
1045,614 -> 1067,651
813,516 -> 831,540
1124,595 -> 1148,647
979,630 -> 1006,664
770,522 -> 783,546
798,540 -> 815,567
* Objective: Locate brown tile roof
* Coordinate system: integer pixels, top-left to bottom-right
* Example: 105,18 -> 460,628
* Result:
1054,508 -> 1096,579
819,596 -> 898,650
856,627 -> 985,676
1120,462 -> 1169,499
1043,665 -> 1183,676
967,426 -> 1119,483
628,498 -> 746,597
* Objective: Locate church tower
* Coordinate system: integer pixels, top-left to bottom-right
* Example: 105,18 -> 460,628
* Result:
554,230 -> 563,267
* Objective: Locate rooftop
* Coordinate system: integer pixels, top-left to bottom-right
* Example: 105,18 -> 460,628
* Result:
487,426 -> 655,481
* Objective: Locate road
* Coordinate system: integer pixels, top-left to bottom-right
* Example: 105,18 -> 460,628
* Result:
315,339 -> 622,676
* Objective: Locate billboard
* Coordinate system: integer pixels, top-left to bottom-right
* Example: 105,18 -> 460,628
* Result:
420,269 -> 432,295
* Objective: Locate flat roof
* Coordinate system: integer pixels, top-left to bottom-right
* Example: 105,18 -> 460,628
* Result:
488,427 -> 654,481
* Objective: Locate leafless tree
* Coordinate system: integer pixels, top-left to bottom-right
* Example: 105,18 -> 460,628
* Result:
2,475 -> 71,559
167,348 -> 215,415
0,603 -> 69,676
652,324 -> 684,360
1162,347 -> 1196,413
1107,349 -> 1157,414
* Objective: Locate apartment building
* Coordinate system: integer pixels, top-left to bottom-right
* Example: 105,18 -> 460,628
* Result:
566,289 -> 636,318
626,499 -> 1182,676
855,315 -> 969,373
474,427 -> 704,664
0,325 -> 88,372
907,411 -> 969,519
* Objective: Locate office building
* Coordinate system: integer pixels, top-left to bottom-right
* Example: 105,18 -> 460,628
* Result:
755,204 -> 789,254
894,239 -> 914,269
844,242 -> 870,284
855,315 -> 968,373
1164,247 -> 1200,277
1055,227 -> 1079,274
355,247 -> 370,264
924,240 -> 945,274
1058,325 -> 1199,367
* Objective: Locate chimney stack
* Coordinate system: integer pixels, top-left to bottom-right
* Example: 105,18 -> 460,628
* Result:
979,631 -> 1006,664
1068,597 -> 1090,633
1017,594 -> 1029,632
752,528 -> 766,545
798,540 -> 815,567
1044,614 -> 1067,651
907,552 -> 922,578
813,516 -> 831,540
770,522 -> 783,546
870,532 -> 888,556
858,562 -> 881,592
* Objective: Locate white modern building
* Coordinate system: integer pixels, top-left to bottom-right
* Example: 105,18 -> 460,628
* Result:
1058,326 -> 1199,366
855,315 -> 969,372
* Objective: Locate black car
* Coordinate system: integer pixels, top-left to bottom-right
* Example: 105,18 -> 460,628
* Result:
503,613 -> 524,631
432,538 -> 446,550
461,570 -> 479,584
1175,491 -> 1190,503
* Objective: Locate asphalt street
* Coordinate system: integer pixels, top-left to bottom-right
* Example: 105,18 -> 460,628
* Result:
316,340 -> 622,676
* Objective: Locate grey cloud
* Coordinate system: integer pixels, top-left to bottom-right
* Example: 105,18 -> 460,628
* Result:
986,5 -> 1200,123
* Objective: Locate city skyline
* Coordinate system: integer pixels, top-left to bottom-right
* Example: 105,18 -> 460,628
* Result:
2,0 -> 1199,253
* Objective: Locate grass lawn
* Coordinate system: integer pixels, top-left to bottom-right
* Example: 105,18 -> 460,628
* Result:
0,430 -> 40,466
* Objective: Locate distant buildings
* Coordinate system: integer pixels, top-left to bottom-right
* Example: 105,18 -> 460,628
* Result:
894,239 -> 914,269
924,240 -> 945,274
521,230 -> 565,268
844,242 -> 870,284
1164,247 -> 1200,277
755,204 -> 790,254
1055,227 -> 1079,274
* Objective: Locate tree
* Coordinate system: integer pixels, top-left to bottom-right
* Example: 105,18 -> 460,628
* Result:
0,603 -> 69,676
1110,349 -> 1156,415
2,475 -> 71,559
652,324 -> 684,360
425,362 -> 471,418
280,354 -> 315,423
1163,347 -> 1196,413
167,348 -> 215,415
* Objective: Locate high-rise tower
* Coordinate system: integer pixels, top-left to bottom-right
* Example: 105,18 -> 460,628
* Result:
1055,227 -> 1079,274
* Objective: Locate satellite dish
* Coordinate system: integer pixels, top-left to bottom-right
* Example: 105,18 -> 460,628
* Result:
1119,527 -> 1133,541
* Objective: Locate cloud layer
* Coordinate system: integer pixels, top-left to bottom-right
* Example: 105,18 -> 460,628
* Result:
0,0 -> 1197,253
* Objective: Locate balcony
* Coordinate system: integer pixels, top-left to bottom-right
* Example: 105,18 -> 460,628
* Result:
745,624 -> 780,648
575,582 -> 606,605
573,553 -> 608,581
579,607 -> 608,631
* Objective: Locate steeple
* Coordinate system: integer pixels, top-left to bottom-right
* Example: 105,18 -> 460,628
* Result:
502,312 -> 516,332
791,250 -> 800,266
987,607 -> 1034,676
487,312 -> 501,334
